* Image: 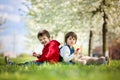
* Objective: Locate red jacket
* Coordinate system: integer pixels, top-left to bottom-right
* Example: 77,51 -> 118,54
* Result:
36,40 -> 60,63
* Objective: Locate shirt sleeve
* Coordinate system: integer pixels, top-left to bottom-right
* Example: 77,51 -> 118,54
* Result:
45,44 -> 59,60
60,46 -> 75,62
36,43 -> 59,62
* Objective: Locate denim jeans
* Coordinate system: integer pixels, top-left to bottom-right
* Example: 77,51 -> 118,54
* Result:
8,61 -> 43,66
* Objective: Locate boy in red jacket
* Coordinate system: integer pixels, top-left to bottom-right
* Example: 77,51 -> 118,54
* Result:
33,29 -> 60,63
5,29 -> 60,65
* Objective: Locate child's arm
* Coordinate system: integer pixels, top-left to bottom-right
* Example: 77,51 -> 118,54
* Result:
60,46 -> 76,62
36,45 -> 59,62
45,44 -> 59,60
33,52 -> 41,58
72,48 -> 83,61
74,48 -> 80,55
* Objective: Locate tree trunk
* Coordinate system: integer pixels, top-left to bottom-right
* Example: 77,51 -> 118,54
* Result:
88,30 -> 93,56
102,11 -> 108,56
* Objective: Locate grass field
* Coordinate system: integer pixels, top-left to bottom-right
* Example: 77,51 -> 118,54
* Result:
0,56 -> 120,80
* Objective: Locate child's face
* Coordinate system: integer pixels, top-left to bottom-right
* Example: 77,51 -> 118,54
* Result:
66,36 -> 76,47
38,35 -> 50,46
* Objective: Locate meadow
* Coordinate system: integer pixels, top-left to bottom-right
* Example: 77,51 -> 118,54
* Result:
0,56 -> 120,80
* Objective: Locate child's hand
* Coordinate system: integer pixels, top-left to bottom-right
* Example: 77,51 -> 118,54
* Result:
33,52 -> 37,57
76,48 -> 80,51
74,48 -> 80,55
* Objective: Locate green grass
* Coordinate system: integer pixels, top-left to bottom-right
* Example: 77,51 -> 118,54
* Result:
0,56 -> 120,80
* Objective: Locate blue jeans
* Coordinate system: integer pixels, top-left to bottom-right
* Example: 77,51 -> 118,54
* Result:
8,61 -> 43,66
21,61 -> 43,65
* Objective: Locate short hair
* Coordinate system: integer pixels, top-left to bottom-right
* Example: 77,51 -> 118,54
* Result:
65,31 -> 77,43
37,29 -> 50,39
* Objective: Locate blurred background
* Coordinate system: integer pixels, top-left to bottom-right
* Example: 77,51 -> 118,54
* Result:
0,0 -> 120,60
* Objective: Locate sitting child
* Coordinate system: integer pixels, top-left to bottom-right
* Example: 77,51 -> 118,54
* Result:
60,31 -> 109,65
5,29 -> 60,65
